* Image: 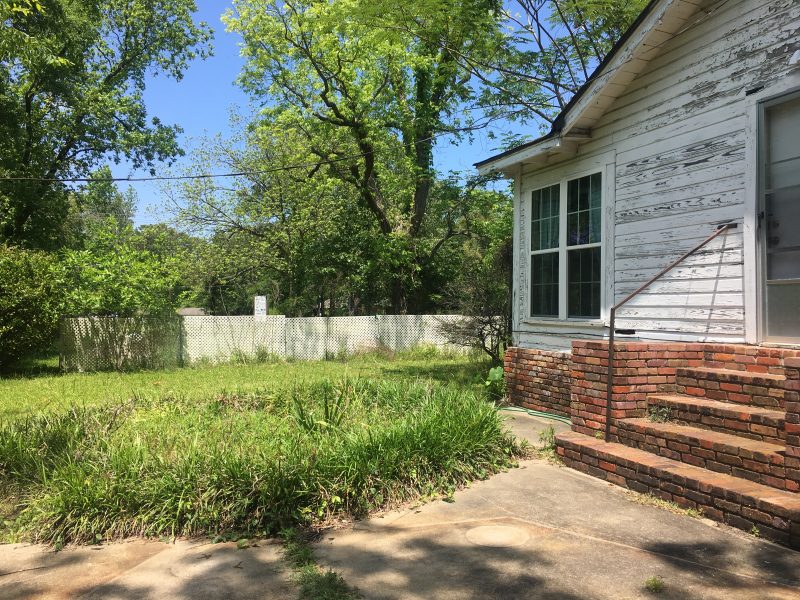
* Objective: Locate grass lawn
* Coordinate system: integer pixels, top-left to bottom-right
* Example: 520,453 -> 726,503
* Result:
0,349 -> 488,419
0,350 -> 525,546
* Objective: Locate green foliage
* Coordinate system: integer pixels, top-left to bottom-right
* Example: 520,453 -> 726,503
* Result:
0,377 -> 523,544
74,167 -> 136,242
172,0 -> 642,316
533,424 -> 560,463
646,406 -> 673,424
223,0 -> 509,312
0,0 -> 211,249
0,245 -> 63,368
176,127 -> 378,316
0,350 -> 489,419
60,221 -> 185,317
438,205 -> 512,361
484,366 -> 505,402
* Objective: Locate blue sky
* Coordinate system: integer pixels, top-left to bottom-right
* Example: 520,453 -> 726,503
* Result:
116,4 -> 520,226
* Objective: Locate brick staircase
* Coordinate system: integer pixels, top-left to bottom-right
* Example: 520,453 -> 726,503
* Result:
555,344 -> 800,548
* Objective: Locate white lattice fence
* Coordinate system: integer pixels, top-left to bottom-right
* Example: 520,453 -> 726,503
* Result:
182,316 -> 286,363
61,316 -> 181,372
62,314 -> 467,370
284,318 -> 329,361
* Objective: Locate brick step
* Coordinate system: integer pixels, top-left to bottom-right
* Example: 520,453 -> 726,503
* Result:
648,394 -> 786,446
555,431 -> 800,548
616,418 -> 792,491
675,367 -> 787,409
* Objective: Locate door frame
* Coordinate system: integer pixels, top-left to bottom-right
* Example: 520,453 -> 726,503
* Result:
743,78 -> 800,345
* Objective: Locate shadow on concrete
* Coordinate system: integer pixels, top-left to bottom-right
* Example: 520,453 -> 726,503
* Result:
317,518 -> 800,600
317,522 -> 585,600
0,540 -> 295,600
641,538 -> 800,597
1,545 -> 95,600
74,541 -> 294,600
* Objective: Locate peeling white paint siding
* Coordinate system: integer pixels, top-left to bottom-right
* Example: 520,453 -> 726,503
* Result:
514,0 -> 800,349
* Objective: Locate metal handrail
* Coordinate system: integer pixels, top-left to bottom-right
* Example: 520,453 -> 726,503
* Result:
604,222 -> 738,441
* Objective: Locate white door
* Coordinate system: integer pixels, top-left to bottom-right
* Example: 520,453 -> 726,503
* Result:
761,92 -> 800,343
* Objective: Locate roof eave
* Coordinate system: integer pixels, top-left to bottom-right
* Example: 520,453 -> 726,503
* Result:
475,133 -> 586,176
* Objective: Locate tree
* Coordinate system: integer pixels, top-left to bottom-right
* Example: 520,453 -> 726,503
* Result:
0,0 -> 211,249
60,221 -> 184,317
437,183 -> 513,363
478,0 -> 650,128
175,125 -> 381,316
0,245 -> 63,368
75,166 -> 136,241
225,0 -> 508,312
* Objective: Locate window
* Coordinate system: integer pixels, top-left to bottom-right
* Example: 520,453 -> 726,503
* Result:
530,184 -> 560,317
529,173 -> 602,320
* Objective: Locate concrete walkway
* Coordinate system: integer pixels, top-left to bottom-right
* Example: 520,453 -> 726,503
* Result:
314,413 -> 800,599
0,539 -> 295,599
2,413 -> 800,599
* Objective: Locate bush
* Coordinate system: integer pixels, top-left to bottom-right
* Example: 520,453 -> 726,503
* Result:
0,246 -> 63,368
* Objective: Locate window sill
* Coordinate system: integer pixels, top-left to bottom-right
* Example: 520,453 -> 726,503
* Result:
522,318 -> 607,329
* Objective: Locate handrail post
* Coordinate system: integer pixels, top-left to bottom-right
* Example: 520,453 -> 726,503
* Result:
602,222 -> 736,445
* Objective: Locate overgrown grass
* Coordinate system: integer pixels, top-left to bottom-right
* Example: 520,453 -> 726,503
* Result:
0,348 -> 488,419
0,376 -> 523,545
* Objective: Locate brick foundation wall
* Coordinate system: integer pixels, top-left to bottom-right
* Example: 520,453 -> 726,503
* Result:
504,347 -> 571,417
570,341 -> 800,439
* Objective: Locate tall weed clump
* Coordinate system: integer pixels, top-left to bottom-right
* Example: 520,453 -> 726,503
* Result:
0,378 -> 522,544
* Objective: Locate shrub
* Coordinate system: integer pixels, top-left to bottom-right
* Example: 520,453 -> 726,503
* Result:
0,246 -> 63,368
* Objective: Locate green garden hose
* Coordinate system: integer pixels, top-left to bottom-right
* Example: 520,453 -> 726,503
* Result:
498,405 -> 571,425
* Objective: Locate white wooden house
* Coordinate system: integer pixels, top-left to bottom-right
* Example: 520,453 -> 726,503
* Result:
478,0 -> 800,546
478,0 -> 800,349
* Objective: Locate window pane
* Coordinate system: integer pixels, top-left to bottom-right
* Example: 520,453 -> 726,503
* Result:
567,179 -> 578,213
568,247 -> 601,318
531,184 -> 560,251
567,173 -> 602,246
531,252 -> 559,317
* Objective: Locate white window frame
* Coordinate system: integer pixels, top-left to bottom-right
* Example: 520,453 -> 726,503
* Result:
521,159 -> 614,325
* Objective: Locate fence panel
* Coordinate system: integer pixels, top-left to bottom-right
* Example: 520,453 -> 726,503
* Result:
285,317 -> 328,360
325,316 -> 381,357
62,314 -> 467,371
182,316 -> 286,363
61,316 -> 181,372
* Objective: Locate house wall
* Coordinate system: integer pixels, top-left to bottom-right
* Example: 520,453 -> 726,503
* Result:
513,0 -> 800,351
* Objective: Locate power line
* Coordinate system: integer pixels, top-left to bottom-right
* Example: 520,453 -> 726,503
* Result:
0,127 -> 489,184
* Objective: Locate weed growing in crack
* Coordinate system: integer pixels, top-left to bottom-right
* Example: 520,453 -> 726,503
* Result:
647,406 -> 673,423
644,575 -> 665,593
281,528 -> 360,599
